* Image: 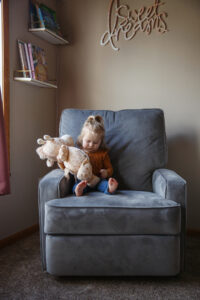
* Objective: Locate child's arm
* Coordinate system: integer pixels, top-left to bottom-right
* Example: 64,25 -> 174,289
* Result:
100,152 -> 113,178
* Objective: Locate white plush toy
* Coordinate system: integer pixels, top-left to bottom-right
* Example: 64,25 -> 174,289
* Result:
36,134 -> 74,167
36,135 -> 100,187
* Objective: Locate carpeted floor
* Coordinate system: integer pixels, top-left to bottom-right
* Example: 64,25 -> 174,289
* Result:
0,232 -> 200,300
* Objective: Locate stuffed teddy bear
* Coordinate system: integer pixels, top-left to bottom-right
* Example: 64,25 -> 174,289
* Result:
36,134 -> 100,187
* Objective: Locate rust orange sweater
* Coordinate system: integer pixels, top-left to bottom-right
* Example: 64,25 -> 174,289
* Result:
87,150 -> 113,178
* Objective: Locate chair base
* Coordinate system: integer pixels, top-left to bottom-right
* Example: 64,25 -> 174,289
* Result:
45,234 -> 180,276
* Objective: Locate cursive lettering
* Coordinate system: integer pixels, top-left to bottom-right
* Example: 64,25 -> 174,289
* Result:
100,0 -> 168,51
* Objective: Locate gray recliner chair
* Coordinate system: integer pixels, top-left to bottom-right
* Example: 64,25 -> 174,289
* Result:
38,109 -> 186,276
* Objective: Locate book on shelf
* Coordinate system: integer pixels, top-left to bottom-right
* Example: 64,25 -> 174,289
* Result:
17,40 -> 30,78
35,2 -> 45,28
24,43 -> 32,78
17,40 -> 48,82
39,3 -> 61,35
27,42 -> 36,79
28,43 -> 48,82
29,0 -> 40,28
29,0 -> 62,36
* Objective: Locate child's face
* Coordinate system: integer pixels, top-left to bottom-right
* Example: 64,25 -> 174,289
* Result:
82,130 -> 101,152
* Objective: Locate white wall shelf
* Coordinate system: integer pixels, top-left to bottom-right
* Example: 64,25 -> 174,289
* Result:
28,28 -> 69,45
14,77 -> 57,88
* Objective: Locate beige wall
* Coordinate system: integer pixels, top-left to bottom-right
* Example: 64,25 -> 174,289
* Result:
0,0 -> 57,239
57,0 -> 200,229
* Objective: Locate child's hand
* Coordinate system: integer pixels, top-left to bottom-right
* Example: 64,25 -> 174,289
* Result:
100,169 -> 108,179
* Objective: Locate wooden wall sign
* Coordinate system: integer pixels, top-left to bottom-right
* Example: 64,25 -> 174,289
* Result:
100,0 -> 168,51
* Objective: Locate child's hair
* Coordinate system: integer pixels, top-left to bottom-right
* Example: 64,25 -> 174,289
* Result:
77,115 -> 107,150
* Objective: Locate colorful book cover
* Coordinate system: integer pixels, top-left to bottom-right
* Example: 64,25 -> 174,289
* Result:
30,44 -> 48,82
39,3 -> 61,35
28,43 -> 35,79
17,40 -> 29,78
35,2 -> 45,28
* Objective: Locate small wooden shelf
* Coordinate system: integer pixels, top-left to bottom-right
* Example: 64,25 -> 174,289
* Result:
28,28 -> 69,45
14,77 -> 57,88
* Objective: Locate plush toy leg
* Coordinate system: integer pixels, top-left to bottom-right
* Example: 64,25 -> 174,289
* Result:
57,161 -> 65,170
46,159 -> 54,167
87,175 -> 101,188
57,145 -> 69,162
77,160 -> 91,181
64,168 -> 70,180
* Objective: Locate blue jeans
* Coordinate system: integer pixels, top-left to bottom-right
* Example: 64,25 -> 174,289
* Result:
72,179 -> 111,195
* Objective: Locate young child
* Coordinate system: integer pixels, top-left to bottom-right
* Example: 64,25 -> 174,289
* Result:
73,115 -> 118,197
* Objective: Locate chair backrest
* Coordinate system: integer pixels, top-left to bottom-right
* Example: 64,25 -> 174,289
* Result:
59,109 -> 167,191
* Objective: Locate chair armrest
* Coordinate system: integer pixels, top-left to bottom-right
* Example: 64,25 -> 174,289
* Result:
152,168 -> 187,271
39,168 -> 70,203
152,168 -> 187,208
38,168 -> 71,270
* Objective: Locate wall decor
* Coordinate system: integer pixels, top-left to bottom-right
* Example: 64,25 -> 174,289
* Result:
100,0 -> 168,51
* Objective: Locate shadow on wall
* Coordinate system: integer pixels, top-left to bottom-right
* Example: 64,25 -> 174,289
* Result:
167,132 -> 200,229
57,62 -> 80,126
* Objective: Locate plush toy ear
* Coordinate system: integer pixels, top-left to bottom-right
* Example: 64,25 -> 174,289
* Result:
37,138 -> 45,145
44,135 -> 54,141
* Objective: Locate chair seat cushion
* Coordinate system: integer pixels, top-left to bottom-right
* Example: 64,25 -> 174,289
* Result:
44,191 -> 181,235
